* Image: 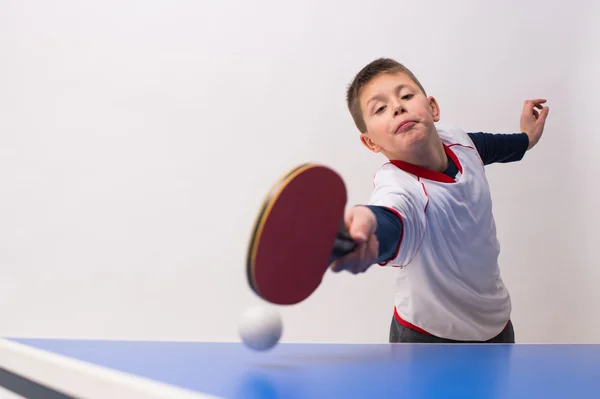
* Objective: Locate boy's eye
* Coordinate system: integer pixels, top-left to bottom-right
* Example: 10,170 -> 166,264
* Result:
402,94 -> 413,100
375,105 -> 386,114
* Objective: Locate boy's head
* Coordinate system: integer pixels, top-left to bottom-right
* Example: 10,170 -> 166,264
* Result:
346,58 -> 441,160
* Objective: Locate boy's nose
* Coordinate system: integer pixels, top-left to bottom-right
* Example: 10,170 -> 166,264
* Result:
393,104 -> 406,115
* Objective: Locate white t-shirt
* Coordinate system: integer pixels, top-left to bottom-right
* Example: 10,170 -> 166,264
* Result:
368,124 -> 511,341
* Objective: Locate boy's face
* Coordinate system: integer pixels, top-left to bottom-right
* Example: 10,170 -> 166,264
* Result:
358,72 -> 440,160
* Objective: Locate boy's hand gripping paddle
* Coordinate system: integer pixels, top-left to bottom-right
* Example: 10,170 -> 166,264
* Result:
246,163 -> 357,305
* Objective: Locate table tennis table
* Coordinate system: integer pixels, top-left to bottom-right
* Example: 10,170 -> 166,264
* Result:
0,338 -> 598,399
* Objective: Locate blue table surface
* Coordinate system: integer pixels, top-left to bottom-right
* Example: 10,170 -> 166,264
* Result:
7,338 -> 600,399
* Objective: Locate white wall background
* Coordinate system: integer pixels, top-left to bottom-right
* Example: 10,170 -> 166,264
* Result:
0,0 -> 597,344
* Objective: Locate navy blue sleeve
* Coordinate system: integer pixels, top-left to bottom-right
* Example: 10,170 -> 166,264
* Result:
364,205 -> 403,264
467,132 -> 529,165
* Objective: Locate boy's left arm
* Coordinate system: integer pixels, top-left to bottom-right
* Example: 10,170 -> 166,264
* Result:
468,98 -> 550,165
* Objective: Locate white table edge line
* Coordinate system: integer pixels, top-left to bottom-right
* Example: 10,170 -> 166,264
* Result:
0,338 -> 222,399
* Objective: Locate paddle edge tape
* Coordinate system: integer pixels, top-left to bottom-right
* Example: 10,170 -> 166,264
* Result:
246,163 -> 319,297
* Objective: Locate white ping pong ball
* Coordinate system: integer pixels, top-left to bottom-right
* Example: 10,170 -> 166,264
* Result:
238,305 -> 283,351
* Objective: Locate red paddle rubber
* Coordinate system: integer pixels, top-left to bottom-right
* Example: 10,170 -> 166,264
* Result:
246,164 -> 357,305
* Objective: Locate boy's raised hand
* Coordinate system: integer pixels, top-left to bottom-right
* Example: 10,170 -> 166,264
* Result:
521,99 -> 550,150
329,206 -> 379,275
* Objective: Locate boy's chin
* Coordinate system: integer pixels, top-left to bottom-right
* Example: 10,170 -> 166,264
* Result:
398,126 -> 428,144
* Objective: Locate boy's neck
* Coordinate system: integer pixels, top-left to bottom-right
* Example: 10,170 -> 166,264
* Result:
390,134 -> 448,172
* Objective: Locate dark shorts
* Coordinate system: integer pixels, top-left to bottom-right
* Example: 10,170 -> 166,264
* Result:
389,316 -> 515,344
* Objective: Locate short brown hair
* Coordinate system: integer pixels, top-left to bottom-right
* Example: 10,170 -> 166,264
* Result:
346,58 -> 426,132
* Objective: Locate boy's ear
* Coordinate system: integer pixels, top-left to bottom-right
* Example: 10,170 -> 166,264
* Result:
428,96 -> 441,122
360,133 -> 382,153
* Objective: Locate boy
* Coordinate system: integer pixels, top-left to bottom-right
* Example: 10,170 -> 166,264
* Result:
330,58 -> 549,343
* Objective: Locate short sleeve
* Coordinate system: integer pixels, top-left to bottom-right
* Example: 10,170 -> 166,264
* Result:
368,164 -> 428,267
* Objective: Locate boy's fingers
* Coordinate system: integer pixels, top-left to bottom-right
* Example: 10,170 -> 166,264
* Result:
526,98 -> 546,106
343,210 -> 354,231
330,236 -> 373,274
350,221 -> 370,242
330,254 -> 350,272
330,247 -> 361,273
330,259 -> 350,273
523,99 -> 546,112
350,207 -> 377,242
346,234 -> 378,274
522,101 -> 534,117
350,227 -> 368,243
537,107 -> 550,125
541,106 -> 550,117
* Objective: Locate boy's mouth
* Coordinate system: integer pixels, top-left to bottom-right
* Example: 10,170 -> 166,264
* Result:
395,120 -> 416,134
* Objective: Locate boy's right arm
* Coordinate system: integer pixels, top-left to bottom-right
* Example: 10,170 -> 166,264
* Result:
329,170 -> 427,274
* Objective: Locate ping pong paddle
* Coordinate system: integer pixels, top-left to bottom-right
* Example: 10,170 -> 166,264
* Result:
246,163 -> 357,305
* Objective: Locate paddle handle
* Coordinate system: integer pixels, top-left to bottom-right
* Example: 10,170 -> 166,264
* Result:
329,221 -> 358,263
